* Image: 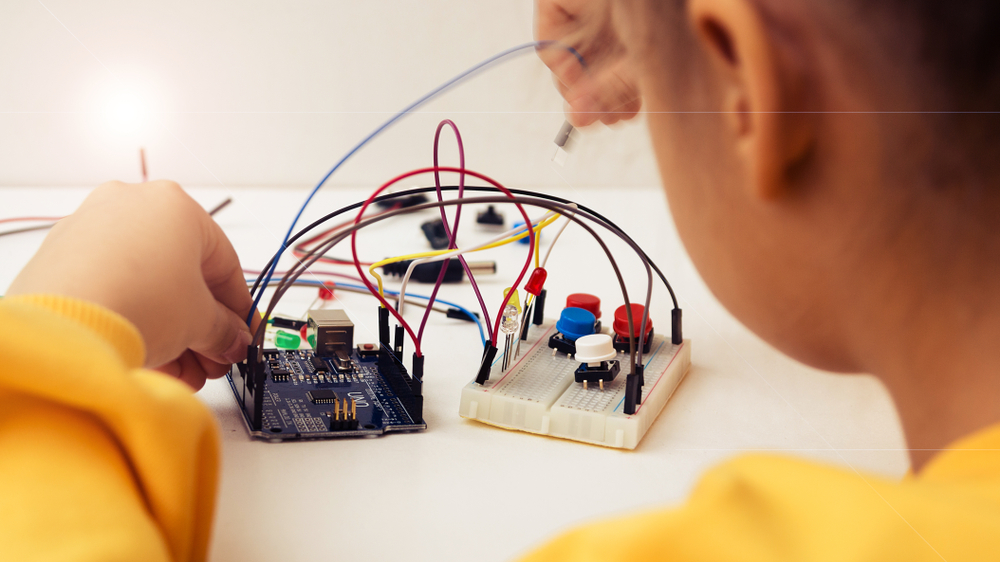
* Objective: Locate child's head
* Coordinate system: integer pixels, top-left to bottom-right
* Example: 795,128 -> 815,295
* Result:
610,0 -> 1000,374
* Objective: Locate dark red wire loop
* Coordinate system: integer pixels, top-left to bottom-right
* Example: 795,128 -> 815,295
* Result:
351,166 -> 536,356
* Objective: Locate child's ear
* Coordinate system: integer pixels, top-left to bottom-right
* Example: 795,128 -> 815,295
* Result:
688,0 -> 815,200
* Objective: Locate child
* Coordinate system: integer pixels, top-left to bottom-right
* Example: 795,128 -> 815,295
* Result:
529,0 -> 1000,559
4,0 -> 1000,560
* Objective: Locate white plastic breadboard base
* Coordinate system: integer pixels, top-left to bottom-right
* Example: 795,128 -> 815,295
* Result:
459,320 -> 691,450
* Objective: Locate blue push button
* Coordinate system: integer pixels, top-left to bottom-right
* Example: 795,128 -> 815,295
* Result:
556,307 -> 597,341
512,221 -> 540,245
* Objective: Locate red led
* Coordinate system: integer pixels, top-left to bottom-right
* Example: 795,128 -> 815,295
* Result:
566,293 -> 601,319
524,268 -> 548,296
299,324 -> 309,340
319,281 -> 336,300
613,304 -> 653,340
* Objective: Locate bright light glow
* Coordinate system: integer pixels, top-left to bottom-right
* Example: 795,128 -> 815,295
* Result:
102,91 -> 147,134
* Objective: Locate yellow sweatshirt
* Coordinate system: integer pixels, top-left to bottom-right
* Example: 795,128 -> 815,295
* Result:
0,295 -> 218,562
2,296 -> 999,561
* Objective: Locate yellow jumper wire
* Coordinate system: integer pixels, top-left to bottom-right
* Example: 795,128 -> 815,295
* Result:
368,214 -> 558,298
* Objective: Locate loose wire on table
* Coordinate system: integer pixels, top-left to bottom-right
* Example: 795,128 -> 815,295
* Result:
391,212 -> 560,316
256,185 -> 679,311
290,203 -> 401,267
267,196 -> 644,373
512,208 -> 576,360
249,185 -> 674,370
420,119 -> 470,343
0,197 -> 232,240
258,194 -> 652,376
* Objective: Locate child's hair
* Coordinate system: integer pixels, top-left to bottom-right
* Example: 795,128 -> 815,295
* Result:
872,1 -> 1000,109
642,0 -> 1000,183
856,1 -> 1000,173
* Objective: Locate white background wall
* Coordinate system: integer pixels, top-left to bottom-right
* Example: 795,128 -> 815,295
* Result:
0,0 -> 660,189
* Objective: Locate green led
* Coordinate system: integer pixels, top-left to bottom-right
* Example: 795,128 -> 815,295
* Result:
307,334 -> 316,348
275,330 -> 301,349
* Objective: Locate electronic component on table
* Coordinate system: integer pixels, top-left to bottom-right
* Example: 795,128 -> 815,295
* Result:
573,333 -> 620,390
305,391 -> 358,429
612,303 -> 654,354
511,221 -> 539,245
446,308 -> 481,323
274,330 -> 301,350
476,205 -> 505,228
375,193 -> 429,209
381,259 -> 495,283
271,316 -> 307,330
308,309 -> 354,371
548,306 -> 597,355
499,288 -> 522,371
421,218 -> 451,250
227,308 -> 425,441
308,389 -> 339,403
566,293 -> 602,331
460,313 -> 691,450
318,281 -> 336,301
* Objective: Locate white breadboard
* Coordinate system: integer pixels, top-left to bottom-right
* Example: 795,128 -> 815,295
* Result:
459,320 -> 691,449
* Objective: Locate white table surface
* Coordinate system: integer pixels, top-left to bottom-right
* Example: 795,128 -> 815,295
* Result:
0,185 -> 908,562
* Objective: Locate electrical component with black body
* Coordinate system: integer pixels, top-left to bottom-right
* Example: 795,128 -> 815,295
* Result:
548,306 -> 596,355
328,396 -> 359,431
612,303 -> 654,354
381,259 -> 495,283
311,355 -> 329,372
446,308 -> 481,322
271,316 -> 307,330
374,193 -> 429,209
308,389 -> 339,404
476,205 -> 504,228
421,218 -> 451,249
356,343 -> 380,358
573,333 -> 620,390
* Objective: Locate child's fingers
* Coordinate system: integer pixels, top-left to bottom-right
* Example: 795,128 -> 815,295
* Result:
567,65 -> 641,126
189,351 -> 232,381
199,212 -> 254,324
155,350 -> 209,391
189,298 -> 253,367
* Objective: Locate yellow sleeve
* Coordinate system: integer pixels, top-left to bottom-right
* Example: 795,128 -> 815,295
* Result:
520,454 -> 1000,561
0,295 -> 219,562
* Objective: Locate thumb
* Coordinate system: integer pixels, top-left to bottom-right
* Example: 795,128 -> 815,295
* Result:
568,62 -> 641,125
191,299 -> 253,366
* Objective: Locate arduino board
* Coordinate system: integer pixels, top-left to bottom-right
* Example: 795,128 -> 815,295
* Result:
227,309 -> 425,441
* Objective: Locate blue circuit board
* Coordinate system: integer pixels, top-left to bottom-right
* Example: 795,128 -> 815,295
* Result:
227,346 -> 426,441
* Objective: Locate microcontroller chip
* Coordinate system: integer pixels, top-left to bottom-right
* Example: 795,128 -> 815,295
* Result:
307,389 -> 338,404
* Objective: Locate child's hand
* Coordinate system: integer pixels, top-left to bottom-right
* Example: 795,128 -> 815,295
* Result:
8,181 -> 259,390
536,0 -> 641,126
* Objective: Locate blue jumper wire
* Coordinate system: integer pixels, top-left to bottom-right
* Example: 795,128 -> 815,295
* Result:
248,41 -> 585,326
